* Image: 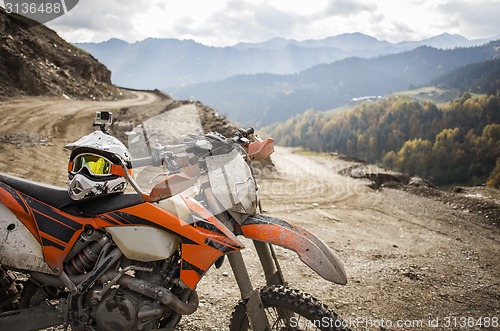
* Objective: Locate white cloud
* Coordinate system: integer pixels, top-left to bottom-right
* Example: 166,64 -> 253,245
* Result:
45,0 -> 500,45
436,0 -> 500,38
323,0 -> 377,17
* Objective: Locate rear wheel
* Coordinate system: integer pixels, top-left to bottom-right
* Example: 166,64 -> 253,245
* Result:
229,285 -> 349,331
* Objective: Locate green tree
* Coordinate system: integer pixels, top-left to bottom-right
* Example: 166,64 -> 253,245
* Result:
487,158 -> 500,188
395,139 -> 433,177
432,128 -> 466,184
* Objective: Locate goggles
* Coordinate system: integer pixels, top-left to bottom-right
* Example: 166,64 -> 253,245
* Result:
69,154 -> 127,177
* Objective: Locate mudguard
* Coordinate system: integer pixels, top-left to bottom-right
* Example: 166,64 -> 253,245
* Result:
240,214 -> 347,285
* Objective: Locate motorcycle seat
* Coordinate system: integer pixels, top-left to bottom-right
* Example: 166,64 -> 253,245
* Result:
0,172 -> 144,216
0,172 -> 72,208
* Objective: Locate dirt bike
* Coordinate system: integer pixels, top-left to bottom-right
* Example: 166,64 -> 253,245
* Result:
0,104 -> 348,330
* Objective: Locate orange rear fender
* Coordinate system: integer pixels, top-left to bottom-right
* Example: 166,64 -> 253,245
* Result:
240,214 -> 347,285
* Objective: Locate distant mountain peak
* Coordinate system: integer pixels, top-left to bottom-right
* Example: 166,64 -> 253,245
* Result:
335,32 -> 378,39
398,33 -> 477,49
106,37 -> 128,44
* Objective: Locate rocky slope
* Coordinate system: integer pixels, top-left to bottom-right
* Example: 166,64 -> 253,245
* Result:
0,7 -> 119,100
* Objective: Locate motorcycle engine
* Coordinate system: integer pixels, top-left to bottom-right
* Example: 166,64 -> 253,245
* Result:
93,288 -> 158,331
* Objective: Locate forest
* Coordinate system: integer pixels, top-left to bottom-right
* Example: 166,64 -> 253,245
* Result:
433,58 -> 500,95
264,93 -> 500,187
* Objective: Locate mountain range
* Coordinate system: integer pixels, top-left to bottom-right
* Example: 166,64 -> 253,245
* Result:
76,33 -> 496,90
173,41 -> 500,126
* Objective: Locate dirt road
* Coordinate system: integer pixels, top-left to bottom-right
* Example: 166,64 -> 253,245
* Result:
0,95 -> 498,330
257,148 -> 499,329
0,90 -> 162,185
180,147 -> 499,330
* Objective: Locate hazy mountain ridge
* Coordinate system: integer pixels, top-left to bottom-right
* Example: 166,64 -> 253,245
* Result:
173,41 -> 500,127
78,37 -> 353,88
233,33 -> 394,51
234,32 -> 491,50
76,32 -> 496,90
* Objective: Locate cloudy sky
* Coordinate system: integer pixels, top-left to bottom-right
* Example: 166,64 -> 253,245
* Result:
13,0 -> 500,46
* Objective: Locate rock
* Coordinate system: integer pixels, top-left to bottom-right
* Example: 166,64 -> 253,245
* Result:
409,177 -> 437,188
340,164 -> 410,189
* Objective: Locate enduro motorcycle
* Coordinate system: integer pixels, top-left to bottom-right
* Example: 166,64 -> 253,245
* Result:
0,104 -> 348,330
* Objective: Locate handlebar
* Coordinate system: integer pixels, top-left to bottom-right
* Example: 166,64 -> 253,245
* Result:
129,128 -> 257,170
122,128 -> 267,203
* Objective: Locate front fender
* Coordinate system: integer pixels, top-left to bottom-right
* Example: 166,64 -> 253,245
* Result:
240,214 -> 347,285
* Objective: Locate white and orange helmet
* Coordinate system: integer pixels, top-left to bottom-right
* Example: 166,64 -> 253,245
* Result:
64,131 -> 131,201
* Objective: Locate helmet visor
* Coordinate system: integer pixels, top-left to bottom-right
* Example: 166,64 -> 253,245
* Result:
71,154 -> 112,176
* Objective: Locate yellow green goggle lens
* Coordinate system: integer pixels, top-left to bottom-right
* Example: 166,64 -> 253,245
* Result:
73,154 -> 112,176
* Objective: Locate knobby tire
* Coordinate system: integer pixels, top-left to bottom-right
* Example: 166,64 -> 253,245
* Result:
229,285 -> 349,331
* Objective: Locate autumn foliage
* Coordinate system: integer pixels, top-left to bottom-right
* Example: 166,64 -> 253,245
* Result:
266,93 -> 500,187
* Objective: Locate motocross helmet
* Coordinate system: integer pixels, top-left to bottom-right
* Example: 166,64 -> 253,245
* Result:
64,131 -> 131,201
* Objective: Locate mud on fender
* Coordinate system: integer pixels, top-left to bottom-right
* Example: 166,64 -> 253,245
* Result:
240,214 -> 347,285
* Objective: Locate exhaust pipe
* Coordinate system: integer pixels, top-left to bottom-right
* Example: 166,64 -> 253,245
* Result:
116,274 -> 199,315
31,268 -> 199,316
